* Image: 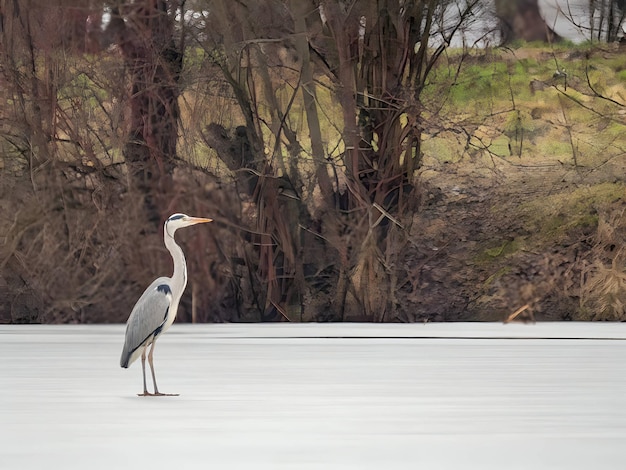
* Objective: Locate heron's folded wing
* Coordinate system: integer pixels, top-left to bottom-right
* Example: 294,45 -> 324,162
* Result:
120,279 -> 172,366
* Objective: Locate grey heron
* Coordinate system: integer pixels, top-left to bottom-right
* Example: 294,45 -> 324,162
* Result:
120,213 -> 212,396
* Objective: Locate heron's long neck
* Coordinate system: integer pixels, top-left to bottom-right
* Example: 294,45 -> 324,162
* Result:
164,227 -> 187,304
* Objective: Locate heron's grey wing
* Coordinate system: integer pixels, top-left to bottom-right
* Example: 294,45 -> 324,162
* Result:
120,278 -> 173,368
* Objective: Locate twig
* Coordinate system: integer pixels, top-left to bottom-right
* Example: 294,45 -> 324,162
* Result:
584,64 -> 625,107
372,202 -> 404,229
504,304 -> 535,324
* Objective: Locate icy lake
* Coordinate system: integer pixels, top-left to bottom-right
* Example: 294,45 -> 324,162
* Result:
2,322 -> 626,469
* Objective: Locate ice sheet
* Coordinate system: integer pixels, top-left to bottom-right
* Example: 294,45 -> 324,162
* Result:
1,323 -> 626,469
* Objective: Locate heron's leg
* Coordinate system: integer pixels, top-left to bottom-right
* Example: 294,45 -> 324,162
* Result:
147,340 -> 160,394
137,346 -> 153,396
147,340 -> 179,397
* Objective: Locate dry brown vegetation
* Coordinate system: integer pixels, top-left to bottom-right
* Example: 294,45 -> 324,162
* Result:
1,1 -> 625,324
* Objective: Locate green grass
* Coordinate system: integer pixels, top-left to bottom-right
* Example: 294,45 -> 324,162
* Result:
477,238 -> 523,263
521,182 -> 625,242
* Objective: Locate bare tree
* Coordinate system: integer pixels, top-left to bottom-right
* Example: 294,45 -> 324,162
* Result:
0,0 -> 128,322
495,0 -> 562,43
193,0 -> 485,321
103,0 -> 184,222
0,0 -> 199,323
587,0 -> 625,42
311,0 -> 479,319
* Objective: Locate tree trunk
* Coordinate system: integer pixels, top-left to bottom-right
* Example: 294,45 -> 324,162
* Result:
112,1 -> 182,222
495,0 -> 562,44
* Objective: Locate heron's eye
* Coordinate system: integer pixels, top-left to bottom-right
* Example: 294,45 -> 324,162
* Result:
168,214 -> 185,221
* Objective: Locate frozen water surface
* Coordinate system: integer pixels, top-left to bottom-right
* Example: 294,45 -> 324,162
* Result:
2,322 -> 626,469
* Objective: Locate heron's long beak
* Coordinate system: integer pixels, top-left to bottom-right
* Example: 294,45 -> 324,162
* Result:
189,217 -> 213,224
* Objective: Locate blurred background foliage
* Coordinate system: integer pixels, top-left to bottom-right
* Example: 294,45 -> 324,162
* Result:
1,0 -> 625,323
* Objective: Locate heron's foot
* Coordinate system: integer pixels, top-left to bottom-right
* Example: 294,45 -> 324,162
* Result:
137,391 -> 179,396
137,391 -> 154,396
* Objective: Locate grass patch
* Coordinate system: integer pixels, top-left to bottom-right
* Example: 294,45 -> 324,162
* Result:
480,238 -> 523,261
521,182 -> 625,243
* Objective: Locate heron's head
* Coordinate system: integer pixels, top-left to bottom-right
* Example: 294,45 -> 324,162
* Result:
165,213 -> 213,236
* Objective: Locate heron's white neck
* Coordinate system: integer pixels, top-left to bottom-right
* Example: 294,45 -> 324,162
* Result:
164,225 -> 187,313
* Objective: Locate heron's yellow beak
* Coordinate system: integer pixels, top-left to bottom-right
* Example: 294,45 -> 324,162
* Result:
190,217 -> 213,224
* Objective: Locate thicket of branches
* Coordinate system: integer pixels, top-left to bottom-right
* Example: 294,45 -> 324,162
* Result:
0,0 -> 624,323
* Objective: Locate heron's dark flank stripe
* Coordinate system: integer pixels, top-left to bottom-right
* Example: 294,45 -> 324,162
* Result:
154,307 -> 169,337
